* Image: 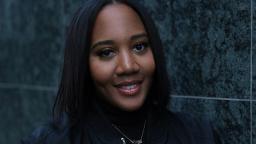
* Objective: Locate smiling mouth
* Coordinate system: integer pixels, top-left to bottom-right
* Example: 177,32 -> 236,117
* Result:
114,80 -> 142,96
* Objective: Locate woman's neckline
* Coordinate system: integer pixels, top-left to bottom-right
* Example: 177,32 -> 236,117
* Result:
94,97 -> 147,126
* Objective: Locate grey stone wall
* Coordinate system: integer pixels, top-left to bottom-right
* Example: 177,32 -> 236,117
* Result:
0,0 -> 254,143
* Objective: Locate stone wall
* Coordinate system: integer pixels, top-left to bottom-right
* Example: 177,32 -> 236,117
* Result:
0,0 -> 254,143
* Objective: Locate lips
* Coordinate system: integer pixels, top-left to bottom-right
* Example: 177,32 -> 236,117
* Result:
114,80 -> 142,96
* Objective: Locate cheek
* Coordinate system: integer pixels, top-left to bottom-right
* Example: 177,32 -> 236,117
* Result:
89,58 -> 116,85
138,51 -> 155,76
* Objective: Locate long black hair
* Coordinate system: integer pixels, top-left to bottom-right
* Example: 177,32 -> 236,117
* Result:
53,0 -> 170,124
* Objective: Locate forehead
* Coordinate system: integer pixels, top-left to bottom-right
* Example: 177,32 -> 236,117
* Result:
91,3 -> 146,42
97,3 -> 140,19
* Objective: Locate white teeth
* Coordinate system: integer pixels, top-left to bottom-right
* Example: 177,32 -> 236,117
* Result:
121,84 -> 136,90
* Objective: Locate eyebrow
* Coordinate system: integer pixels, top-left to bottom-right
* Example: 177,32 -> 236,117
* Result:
91,40 -> 114,50
131,33 -> 148,41
91,33 -> 148,50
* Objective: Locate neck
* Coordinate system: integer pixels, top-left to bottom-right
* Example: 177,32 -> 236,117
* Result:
95,97 -> 147,126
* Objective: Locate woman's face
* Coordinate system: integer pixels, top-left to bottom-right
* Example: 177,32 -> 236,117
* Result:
89,3 -> 155,111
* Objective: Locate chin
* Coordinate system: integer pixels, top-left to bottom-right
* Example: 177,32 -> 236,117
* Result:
122,105 -> 141,112
118,99 -> 145,112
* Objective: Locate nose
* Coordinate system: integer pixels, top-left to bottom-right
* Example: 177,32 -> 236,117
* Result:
116,50 -> 140,76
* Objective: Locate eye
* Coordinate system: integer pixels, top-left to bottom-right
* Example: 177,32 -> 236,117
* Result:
97,48 -> 116,59
133,42 -> 149,53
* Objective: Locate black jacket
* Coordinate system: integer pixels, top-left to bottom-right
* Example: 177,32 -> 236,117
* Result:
22,107 -> 216,144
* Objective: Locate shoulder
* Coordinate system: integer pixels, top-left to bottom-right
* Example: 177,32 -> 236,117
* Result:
21,113 -> 71,144
163,110 -> 216,144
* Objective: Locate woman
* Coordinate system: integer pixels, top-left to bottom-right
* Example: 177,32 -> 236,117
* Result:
22,0 -> 216,143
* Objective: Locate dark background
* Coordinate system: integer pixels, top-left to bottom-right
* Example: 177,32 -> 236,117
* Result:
0,0 -> 255,143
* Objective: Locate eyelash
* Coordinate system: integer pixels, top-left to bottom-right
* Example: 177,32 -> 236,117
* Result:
96,48 -> 115,59
133,42 -> 149,53
96,42 -> 149,59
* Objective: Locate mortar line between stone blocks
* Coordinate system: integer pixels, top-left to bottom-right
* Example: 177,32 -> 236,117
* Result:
0,82 -> 57,92
250,0 -> 253,143
171,95 -> 252,102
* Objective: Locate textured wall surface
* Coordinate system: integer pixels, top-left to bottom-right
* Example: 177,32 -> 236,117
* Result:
0,0 -> 254,143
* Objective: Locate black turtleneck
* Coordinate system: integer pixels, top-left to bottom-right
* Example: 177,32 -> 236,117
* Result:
94,97 -> 148,142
